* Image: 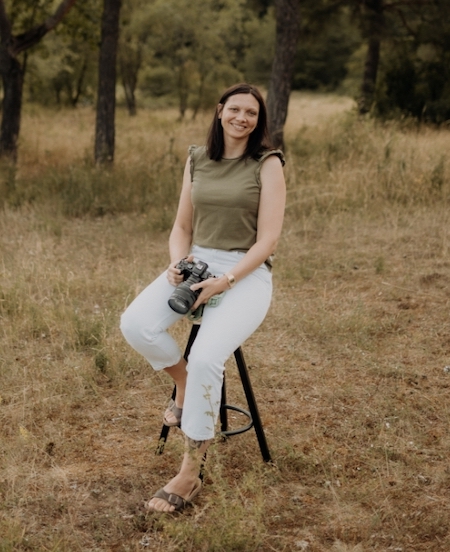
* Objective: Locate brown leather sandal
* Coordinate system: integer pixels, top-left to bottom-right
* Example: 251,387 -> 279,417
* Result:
147,478 -> 202,513
163,398 -> 182,427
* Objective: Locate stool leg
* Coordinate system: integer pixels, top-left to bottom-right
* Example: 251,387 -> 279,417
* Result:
220,373 -> 228,433
155,324 -> 200,455
156,324 -> 272,464
155,386 -> 175,455
234,347 -> 272,463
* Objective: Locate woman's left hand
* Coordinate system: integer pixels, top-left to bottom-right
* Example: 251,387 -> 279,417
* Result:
190,275 -> 229,311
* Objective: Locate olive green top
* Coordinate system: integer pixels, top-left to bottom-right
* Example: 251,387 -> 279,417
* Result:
189,145 -> 285,262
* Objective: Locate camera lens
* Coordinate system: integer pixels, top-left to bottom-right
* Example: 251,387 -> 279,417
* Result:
168,294 -> 191,314
168,279 -> 198,314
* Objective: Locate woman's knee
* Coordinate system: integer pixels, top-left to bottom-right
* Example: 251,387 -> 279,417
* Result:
120,309 -> 155,350
120,309 -> 137,342
187,349 -> 225,384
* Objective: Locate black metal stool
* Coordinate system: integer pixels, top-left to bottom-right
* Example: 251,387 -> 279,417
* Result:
155,323 -> 272,462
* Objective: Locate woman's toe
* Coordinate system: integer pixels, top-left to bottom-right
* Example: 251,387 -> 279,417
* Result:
147,497 -> 174,513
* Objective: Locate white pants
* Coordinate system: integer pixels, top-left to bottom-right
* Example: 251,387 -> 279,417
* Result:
120,245 -> 272,441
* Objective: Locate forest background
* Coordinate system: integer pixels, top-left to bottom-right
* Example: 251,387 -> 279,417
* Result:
1,1 -> 450,551
1,0 -> 450,155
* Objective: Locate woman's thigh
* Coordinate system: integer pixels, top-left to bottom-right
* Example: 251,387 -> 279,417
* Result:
189,263 -> 272,365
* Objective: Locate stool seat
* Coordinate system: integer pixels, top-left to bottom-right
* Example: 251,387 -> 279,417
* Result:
156,324 -> 272,462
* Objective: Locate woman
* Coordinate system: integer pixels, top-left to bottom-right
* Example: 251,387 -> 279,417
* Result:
120,83 -> 286,512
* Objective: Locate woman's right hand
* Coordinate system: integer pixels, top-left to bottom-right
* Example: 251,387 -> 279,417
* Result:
167,255 -> 194,287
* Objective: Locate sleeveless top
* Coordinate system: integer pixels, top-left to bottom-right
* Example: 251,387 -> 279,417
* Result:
189,145 -> 285,263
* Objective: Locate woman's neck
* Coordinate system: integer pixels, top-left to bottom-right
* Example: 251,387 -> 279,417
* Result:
222,137 -> 248,159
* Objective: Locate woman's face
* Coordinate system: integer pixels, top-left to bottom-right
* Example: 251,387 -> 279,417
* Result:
218,93 -> 260,142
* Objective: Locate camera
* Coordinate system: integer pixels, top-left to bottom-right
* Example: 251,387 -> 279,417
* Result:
168,259 -> 213,314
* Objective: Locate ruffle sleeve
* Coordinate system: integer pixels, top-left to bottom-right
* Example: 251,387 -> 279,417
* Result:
255,149 -> 285,186
188,144 -> 198,182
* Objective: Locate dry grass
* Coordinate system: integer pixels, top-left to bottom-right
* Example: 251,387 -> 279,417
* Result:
1,94 -> 450,551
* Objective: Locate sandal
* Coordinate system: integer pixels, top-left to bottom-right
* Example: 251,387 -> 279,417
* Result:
163,399 -> 182,427
147,478 -> 202,513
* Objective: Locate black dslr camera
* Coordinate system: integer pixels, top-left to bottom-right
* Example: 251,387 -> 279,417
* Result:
168,259 -> 213,314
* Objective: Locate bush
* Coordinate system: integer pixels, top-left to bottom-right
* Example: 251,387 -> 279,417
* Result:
140,66 -> 176,98
375,44 -> 450,124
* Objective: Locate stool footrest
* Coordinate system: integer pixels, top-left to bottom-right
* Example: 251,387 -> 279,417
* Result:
220,404 -> 253,437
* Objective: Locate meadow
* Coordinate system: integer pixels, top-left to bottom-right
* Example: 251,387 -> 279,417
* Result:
0,92 -> 449,551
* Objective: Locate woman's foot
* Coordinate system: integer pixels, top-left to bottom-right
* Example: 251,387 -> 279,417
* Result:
146,473 -> 202,513
163,398 -> 182,426
146,438 -> 211,513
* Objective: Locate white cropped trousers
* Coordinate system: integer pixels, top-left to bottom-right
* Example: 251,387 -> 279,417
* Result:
120,245 -> 272,441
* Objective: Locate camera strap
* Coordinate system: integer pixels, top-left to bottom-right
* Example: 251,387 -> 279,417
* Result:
185,291 -> 226,322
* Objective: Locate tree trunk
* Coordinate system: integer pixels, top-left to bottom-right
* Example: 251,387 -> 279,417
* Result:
191,72 -> 206,121
95,0 -> 121,164
122,81 -> 136,116
120,57 -> 137,116
266,0 -> 301,149
178,63 -> 189,120
0,0 -> 77,160
71,55 -> 88,107
358,0 -> 384,114
118,44 -> 141,116
0,52 -> 23,161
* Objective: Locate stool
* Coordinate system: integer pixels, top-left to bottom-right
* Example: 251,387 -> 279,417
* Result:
155,324 -> 272,462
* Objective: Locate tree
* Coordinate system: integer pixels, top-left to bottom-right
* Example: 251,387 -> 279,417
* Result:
291,1 -> 360,91
118,33 -> 141,115
138,0 -> 249,118
25,32 -> 99,107
357,0 -> 384,113
117,0 -> 147,115
0,0 -> 78,160
343,0 -> 449,119
266,0 -> 301,149
94,0 -> 121,164
374,0 -> 450,122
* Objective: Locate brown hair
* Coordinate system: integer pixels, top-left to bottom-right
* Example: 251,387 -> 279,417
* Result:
206,83 -> 273,161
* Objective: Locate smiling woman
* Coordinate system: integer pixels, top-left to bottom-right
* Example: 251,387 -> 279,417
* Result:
120,83 -> 286,513
206,84 -> 272,162
218,94 -> 259,148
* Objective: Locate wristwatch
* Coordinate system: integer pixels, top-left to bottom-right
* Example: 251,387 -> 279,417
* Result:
225,273 -> 236,288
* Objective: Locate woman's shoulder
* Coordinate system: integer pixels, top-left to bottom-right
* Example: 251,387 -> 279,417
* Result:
188,144 -> 208,160
256,148 -> 285,167
254,149 -> 285,186
188,145 -> 209,181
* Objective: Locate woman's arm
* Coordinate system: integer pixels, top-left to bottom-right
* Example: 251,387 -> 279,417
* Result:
190,154 -> 286,308
167,158 -> 194,286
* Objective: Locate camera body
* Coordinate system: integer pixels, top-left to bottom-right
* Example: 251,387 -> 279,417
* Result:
168,259 -> 213,314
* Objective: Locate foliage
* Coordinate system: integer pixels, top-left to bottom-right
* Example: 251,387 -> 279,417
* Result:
241,8 -> 276,85
3,0 -> 450,128
293,5 -> 361,91
22,0 -> 101,106
133,0 -> 254,117
25,36 -> 98,106
373,0 -> 450,123
4,0 -> 54,32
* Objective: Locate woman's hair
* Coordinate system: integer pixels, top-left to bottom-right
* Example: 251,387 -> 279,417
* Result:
206,83 -> 273,161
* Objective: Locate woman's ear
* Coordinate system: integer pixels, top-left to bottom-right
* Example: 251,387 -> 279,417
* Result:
217,103 -> 223,119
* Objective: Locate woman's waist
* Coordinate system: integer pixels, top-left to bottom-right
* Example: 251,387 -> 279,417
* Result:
190,245 -> 271,274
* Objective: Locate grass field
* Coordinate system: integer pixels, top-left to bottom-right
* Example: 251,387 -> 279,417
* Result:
1,92 -> 450,551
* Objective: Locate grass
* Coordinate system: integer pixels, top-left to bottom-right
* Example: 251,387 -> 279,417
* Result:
0,93 -> 450,551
